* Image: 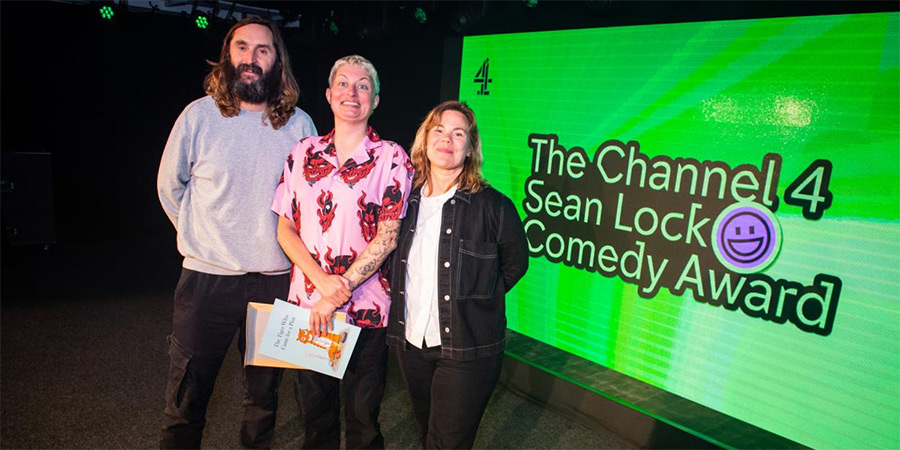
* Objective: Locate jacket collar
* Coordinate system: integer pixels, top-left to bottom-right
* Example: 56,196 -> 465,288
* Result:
453,189 -> 472,204
410,185 -> 472,204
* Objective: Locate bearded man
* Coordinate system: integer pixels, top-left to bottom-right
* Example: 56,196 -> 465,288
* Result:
157,16 -> 316,449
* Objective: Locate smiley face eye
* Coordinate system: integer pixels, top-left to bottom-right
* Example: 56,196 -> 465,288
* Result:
749,226 -> 755,234
735,227 -> 741,236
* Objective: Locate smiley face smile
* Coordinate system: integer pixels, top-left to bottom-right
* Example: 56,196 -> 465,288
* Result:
712,203 -> 782,273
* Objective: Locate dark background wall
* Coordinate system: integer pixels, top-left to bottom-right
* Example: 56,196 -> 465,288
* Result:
1,0 -> 894,248
0,1 -> 446,247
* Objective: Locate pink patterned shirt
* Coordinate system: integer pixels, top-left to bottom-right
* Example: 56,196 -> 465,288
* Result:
272,127 -> 414,328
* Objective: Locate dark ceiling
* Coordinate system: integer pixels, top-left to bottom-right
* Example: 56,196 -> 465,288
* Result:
221,1 -> 897,48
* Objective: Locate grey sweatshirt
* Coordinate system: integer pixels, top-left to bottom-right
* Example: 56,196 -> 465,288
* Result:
157,96 -> 317,275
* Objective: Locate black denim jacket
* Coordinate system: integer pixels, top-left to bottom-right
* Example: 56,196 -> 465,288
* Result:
386,185 -> 529,361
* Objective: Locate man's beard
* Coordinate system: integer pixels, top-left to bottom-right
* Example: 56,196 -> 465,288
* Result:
226,61 -> 281,105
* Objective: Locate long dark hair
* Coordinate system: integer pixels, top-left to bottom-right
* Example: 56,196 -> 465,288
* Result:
203,16 -> 299,129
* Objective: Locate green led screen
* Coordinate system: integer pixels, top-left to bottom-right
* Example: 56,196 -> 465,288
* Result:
459,12 -> 899,449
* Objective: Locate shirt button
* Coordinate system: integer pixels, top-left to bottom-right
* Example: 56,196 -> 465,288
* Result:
450,199 -> 456,205
444,327 -> 450,333
443,261 -> 450,268
445,228 -> 452,234
401,259 -> 407,264
444,295 -> 450,301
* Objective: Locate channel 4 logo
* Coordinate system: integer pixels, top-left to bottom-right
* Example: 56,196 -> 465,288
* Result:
474,58 -> 491,96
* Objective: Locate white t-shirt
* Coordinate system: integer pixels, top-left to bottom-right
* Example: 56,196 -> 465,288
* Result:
405,186 -> 457,348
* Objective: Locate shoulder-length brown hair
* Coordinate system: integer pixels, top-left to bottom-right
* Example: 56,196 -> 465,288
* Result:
203,16 -> 299,130
409,100 -> 486,193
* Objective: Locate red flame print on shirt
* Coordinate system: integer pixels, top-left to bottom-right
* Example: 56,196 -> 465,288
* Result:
357,192 -> 379,243
303,248 -> 321,299
341,148 -> 377,188
317,190 -> 337,232
304,145 -> 333,186
378,266 -> 391,295
324,247 -> 358,276
404,158 -> 415,179
348,302 -> 382,328
291,192 -> 302,232
380,179 -> 404,221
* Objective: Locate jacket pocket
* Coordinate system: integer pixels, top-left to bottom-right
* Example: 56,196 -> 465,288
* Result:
456,239 -> 499,299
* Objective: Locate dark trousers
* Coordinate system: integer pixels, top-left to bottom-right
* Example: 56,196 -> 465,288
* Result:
160,269 -> 288,449
395,344 -> 504,449
293,327 -> 388,450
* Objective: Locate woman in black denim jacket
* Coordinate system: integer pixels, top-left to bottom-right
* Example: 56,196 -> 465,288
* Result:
386,101 -> 529,448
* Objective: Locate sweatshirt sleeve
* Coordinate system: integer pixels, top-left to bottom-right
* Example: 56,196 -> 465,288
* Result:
157,107 -> 194,228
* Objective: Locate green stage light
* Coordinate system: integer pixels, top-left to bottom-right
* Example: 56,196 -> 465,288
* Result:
195,15 -> 209,29
414,7 -> 427,24
99,5 -> 114,20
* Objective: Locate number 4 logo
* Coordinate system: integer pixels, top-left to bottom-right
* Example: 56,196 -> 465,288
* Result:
474,58 -> 491,96
784,159 -> 833,220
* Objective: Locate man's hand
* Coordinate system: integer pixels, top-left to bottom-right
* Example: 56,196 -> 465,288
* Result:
309,299 -> 338,337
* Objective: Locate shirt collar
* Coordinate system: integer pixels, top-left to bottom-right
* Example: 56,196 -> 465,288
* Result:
316,126 -> 384,170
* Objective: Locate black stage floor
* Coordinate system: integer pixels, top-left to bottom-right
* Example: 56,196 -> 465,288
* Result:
0,238 -> 633,449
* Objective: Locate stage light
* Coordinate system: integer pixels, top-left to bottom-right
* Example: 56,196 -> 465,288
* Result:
325,10 -> 339,35
414,7 -> 427,24
195,15 -> 209,29
99,5 -> 114,20
524,0 -> 538,8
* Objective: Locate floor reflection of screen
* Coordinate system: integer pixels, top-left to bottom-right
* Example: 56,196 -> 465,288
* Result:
458,12 -> 900,449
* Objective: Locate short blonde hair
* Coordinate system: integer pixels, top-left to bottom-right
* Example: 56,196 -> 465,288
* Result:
410,101 -> 486,193
327,55 -> 380,95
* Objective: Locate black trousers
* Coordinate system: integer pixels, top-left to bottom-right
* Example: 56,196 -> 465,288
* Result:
394,344 -> 504,449
293,327 -> 388,449
160,269 -> 288,449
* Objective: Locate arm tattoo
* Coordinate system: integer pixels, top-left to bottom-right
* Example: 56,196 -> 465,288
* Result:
346,220 -> 400,291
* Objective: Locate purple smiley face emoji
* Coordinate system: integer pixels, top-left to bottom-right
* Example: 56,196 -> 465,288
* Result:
712,202 -> 782,273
